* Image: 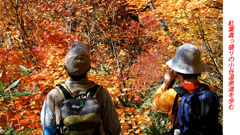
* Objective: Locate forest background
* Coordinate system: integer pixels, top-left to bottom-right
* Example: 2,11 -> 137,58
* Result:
0,0 -> 223,134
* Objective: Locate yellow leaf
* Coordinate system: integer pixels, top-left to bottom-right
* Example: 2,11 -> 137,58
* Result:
0,112 -> 5,116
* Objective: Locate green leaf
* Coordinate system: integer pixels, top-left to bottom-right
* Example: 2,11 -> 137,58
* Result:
4,78 -> 21,92
20,128 -> 32,135
11,91 -> 31,98
29,70 -> 36,75
20,65 -> 28,72
101,64 -> 105,72
125,94 -> 128,103
32,85 -> 39,93
0,128 -> 6,134
118,96 -> 126,107
0,94 -> 11,99
13,67 -> 25,72
106,64 -> 109,70
12,72 -> 30,76
22,86 -> 31,92
16,128 -> 24,135
93,68 -> 99,74
130,95 -> 135,104
12,131 -> 16,135
20,72 -> 30,76
0,82 -> 4,92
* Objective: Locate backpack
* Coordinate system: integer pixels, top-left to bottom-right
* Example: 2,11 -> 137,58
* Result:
171,84 -> 222,135
55,83 -> 103,135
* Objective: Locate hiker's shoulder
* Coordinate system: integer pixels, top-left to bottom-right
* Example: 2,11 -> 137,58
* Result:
201,83 -> 216,93
46,86 -> 63,103
208,85 -> 216,93
47,87 -> 59,96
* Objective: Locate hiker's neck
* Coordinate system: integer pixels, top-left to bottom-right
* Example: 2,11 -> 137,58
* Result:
69,76 -> 87,81
182,78 -> 199,84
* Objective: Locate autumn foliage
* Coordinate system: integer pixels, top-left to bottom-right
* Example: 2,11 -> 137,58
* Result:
0,0 -> 222,134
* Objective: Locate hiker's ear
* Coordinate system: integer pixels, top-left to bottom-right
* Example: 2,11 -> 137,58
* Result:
177,73 -> 184,84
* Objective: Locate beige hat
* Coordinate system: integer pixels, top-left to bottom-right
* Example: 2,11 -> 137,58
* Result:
64,42 -> 91,76
166,44 -> 206,74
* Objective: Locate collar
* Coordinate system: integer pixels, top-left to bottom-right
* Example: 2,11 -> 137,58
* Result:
182,82 -> 201,93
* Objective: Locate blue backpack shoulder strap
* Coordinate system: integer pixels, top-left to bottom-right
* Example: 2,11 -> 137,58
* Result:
172,87 -> 189,115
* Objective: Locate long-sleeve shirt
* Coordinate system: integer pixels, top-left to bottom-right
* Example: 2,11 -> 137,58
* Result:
41,78 -> 121,135
152,83 -> 215,127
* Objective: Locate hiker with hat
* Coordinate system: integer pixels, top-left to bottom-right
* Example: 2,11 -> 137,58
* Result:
153,44 -> 222,135
41,42 -> 121,135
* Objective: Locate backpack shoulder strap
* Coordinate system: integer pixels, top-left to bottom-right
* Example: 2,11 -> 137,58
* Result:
200,83 -> 210,91
86,83 -> 102,98
172,87 -> 189,115
170,87 -> 189,134
174,87 -> 189,97
56,84 -> 74,100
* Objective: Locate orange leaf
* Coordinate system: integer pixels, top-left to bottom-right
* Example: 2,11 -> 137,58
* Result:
122,125 -> 130,131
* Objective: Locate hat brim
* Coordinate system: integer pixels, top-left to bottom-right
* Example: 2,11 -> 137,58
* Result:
166,56 -> 206,74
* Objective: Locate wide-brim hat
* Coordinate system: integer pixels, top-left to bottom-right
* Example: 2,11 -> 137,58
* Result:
166,44 -> 206,74
65,42 -> 91,76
